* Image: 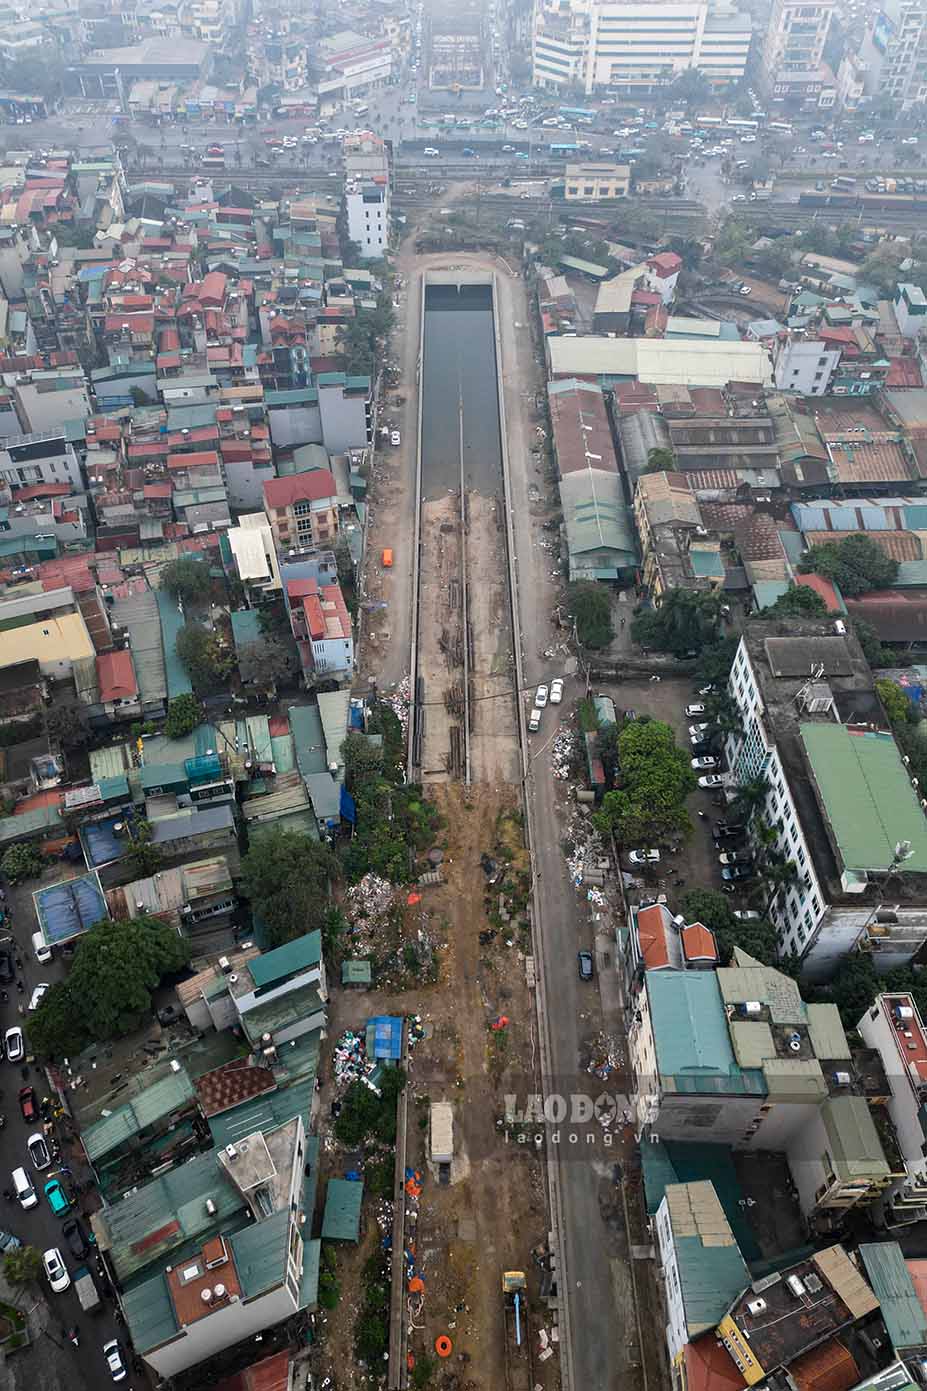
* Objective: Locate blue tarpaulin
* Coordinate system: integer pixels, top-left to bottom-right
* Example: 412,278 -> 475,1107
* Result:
340,785 -> 357,824
368,1016 -> 402,1061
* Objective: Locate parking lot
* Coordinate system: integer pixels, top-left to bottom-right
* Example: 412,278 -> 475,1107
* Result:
590,672 -> 745,906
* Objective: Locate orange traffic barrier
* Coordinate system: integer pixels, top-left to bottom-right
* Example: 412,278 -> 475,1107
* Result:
435,1335 -> 453,1358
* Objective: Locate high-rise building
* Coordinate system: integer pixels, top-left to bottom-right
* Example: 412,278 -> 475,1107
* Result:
858,0 -> 927,108
530,0 -> 751,94
761,0 -> 835,98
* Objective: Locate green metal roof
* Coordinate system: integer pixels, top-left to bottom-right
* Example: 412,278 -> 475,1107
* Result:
859,1243 -> 927,1352
230,1207 -> 289,1298
664,1182 -> 750,1338
122,1270 -> 178,1353
141,762 -> 187,792
208,1076 -> 317,1150
103,1145 -> 247,1283
300,1237 -> 321,1308
83,1068 -> 195,1162
249,931 -> 322,990
240,987 -> 326,1046
155,589 -> 193,700
560,471 -> 637,566
822,1096 -> 890,1183
342,959 -> 372,985
0,802 -> 62,843
231,608 -> 261,650
647,971 -> 765,1096
800,723 -> 927,873
322,1178 -> 364,1241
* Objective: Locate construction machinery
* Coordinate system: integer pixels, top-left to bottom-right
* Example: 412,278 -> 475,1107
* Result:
502,1270 -> 534,1391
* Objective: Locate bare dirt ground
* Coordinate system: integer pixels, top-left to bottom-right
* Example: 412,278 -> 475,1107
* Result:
315,785 -> 558,1391
418,491 -> 465,780
468,492 -> 519,786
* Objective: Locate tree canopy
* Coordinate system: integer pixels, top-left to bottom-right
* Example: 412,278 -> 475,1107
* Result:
164,693 -> 205,739
241,827 -> 339,948
643,446 -> 675,474
176,622 -> 233,694
568,581 -> 613,650
594,718 -> 695,843
238,636 -> 296,688
29,916 -> 191,1058
762,584 -> 828,620
1,842 -> 45,884
876,677 -> 912,727
160,557 -> 212,606
46,701 -> 91,750
799,534 -> 899,597
631,589 -> 722,658
679,888 -> 779,966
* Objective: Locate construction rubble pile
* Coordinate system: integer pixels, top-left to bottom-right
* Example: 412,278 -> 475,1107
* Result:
550,726 -> 579,780
343,872 -> 397,953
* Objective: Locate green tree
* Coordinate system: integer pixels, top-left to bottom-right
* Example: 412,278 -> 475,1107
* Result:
728,774 -> 769,827
45,701 -> 91,750
643,446 -> 675,473
762,584 -> 828,619
343,730 -> 385,793
238,637 -> 296,688
160,557 -> 212,606
632,589 -> 722,658
335,1068 -> 405,1147
594,719 -> 695,843
319,1244 -> 341,1310
241,827 -> 339,948
0,842 -> 45,884
29,916 -> 191,1058
671,66 -> 711,107
124,819 -> 163,879
164,693 -> 205,739
876,677 -> 912,726
568,581 -> 613,649
3,1244 -> 42,1286
679,888 -> 779,965
176,623 -> 232,694
853,617 -> 895,670
693,636 -> 739,690
799,534 -> 899,597
828,953 -> 881,1030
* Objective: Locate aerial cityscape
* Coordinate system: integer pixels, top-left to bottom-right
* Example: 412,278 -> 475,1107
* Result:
4,1 -> 927,1391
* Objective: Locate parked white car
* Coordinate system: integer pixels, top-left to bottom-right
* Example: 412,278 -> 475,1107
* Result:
534,684 -> 549,708
549,678 -> 564,704
628,849 -> 661,865
43,1248 -> 70,1293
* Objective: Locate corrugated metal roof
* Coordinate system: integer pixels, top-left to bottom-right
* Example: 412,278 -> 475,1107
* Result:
321,1178 -> 363,1241
208,1075 -> 318,1150
801,723 -> 927,873
822,1097 -> 891,1184
664,1181 -> 749,1338
814,1244 -> 881,1321
289,703 -> 327,778
102,1144 -> 247,1283
230,1207 -> 289,1298
806,1003 -> 852,1061
249,931 -> 322,990
122,1270 -> 178,1353
83,1068 -> 195,1162
155,588 -> 193,700
859,1243 -> 927,1351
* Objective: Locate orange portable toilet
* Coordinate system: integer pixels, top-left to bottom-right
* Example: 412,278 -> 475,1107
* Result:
382,548 -> 393,567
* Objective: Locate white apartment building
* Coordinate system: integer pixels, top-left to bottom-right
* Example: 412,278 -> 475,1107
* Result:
762,0 -> 834,90
772,336 -> 841,395
531,0 -> 752,94
344,133 -> 390,260
858,993 -> 927,1227
723,624 -> 927,981
859,0 -> 927,108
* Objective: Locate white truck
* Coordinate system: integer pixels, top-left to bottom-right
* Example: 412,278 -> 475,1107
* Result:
74,1266 -> 101,1314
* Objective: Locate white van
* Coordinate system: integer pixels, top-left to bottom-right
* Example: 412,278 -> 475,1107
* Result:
32,931 -> 52,965
12,1166 -> 37,1209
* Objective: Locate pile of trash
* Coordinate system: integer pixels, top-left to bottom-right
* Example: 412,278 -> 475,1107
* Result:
383,675 -> 411,736
373,1197 -> 394,1237
564,808 -> 606,886
550,726 -> 578,780
344,873 -> 397,953
584,1030 -> 624,1081
332,1029 -> 373,1088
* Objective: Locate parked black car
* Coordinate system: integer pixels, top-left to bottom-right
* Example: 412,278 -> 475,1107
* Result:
62,1217 -> 90,1261
0,949 -> 13,984
577,951 -> 594,981
722,864 -> 754,882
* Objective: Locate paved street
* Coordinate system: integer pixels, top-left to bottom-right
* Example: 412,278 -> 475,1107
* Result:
0,896 -> 123,1391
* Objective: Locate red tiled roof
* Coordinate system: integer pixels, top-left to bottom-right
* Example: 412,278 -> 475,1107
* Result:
96,649 -> 137,704
166,450 -> 220,471
193,1058 -> 276,1117
885,355 -> 923,388
681,922 -> 718,963
143,483 -> 172,499
14,789 -> 64,814
303,592 -> 325,639
636,904 -> 670,969
648,251 -> 682,277
200,271 -> 227,305
263,469 -> 337,509
13,483 -> 71,500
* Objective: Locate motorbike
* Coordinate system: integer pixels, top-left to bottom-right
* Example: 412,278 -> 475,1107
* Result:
67,1326 -> 80,1348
